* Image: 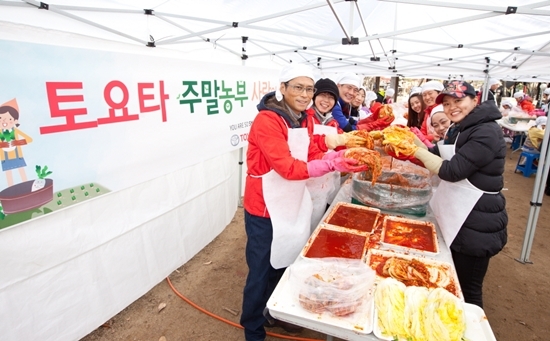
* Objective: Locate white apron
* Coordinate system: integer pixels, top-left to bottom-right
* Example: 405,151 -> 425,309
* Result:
429,136 -> 497,248
306,124 -> 340,232
262,124 -> 312,269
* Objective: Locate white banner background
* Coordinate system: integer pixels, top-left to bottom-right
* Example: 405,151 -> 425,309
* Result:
0,22 -> 279,341
0,36 -> 277,192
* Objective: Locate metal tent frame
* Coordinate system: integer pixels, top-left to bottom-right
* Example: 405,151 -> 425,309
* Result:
1,0 -> 549,261
2,0 -> 550,79
516,119 -> 550,263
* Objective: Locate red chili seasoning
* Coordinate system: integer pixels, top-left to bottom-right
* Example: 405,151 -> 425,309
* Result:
327,205 -> 379,232
383,221 -> 436,252
305,228 -> 367,259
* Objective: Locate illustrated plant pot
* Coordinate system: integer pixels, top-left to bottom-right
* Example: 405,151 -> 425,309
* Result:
0,179 -> 53,214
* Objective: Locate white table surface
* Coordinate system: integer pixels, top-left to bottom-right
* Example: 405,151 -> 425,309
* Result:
497,118 -> 532,132
267,180 -> 455,341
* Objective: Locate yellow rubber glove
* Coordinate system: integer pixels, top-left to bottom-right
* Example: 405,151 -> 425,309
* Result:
414,148 -> 443,174
369,131 -> 384,140
325,134 -> 346,150
325,134 -> 367,149
343,132 -> 367,148
413,135 -> 428,150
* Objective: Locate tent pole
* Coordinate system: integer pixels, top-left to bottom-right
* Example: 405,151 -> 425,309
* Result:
242,36 -> 248,66
326,0 -> 351,43
516,121 -> 550,263
348,0 -> 354,37
535,82 -> 542,108
481,72 -> 490,102
238,147 -> 244,208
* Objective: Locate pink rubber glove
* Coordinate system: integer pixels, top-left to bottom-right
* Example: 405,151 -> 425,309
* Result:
410,127 -> 434,148
322,150 -> 346,161
308,158 -> 368,177
334,158 -> 369,173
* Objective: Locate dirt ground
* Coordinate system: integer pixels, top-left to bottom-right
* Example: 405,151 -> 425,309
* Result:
82,147 -> 550,341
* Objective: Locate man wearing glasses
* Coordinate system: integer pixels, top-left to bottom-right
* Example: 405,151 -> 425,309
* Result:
240,64 -> 367,341
331,73 -> 362,132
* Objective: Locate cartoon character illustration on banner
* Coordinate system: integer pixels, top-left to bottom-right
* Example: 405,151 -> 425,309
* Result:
0,98 -> 32,187
0,98 -> 53,219
0,97 -> 109,228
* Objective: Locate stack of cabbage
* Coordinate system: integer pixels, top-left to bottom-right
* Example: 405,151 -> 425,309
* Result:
374,278 -> 465,341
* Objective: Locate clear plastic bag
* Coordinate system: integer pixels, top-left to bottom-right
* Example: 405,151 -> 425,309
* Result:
288,258 -> 376,317
351,158 -> 432,216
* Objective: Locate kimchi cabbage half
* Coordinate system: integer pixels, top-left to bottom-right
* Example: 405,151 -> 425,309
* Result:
375,278 -> 466,341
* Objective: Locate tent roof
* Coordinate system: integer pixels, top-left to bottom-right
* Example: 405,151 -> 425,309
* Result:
2,0 -> 550,81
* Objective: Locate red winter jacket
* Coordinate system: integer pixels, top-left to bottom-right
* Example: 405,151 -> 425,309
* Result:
304,107 -> 347,151
519,98 -> 535,113
304,107 -> 343,133
244,93 -> 326,218
356,103 -> 392,131
420,103 -> 436,141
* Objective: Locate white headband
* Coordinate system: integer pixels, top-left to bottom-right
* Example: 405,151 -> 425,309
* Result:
421,81 -> 444,93
275,64 -> 315,101
488,78 -> 500,87
365,90 -> 377,103
336,73 -> 361,88
431,104 -> 444,116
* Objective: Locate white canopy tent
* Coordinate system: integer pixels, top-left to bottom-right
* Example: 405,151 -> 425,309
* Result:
3,0 -> 546,254
2,0 -> 550,81
1,1 -> 549,340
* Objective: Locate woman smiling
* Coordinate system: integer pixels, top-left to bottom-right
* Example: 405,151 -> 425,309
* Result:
410,80 -> 507,309
420,81 -> 444,141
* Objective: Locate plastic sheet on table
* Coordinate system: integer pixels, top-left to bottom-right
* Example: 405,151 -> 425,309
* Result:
351,158 -> 433,216
288,257 -> 376,318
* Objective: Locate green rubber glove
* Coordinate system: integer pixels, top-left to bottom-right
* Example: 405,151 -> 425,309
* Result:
414,148 -> 443,174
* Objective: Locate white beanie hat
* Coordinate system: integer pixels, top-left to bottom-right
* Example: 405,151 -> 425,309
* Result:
536,116 -> 547,129
427,104 -> 445,132
410,86 -> 422,96
513,91 -> 524,99
543,88 -> 550,95
501,99 -> 514,108
385,88 -> 395,97
431,104 -> 444,116
488,78 -> 500,87
421,81 -> 444,93
336,73 -> 361,88
365,90 -> 378,103
275,64 -> 315,101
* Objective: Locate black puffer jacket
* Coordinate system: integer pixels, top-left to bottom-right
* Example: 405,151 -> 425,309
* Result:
430,101 -> 508,257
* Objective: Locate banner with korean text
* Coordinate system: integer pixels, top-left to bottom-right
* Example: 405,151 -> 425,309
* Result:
0,38 -> 278,228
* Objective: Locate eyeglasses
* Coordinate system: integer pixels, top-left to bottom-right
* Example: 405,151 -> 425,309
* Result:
285,83 -> 316,95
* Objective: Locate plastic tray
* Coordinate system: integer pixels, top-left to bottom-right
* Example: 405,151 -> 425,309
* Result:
380,215 -> 439,256
267,269 -> 376,341
373,302 -> 497,341
364,248 -> 462,299
302,224 -> 370,260
323,201 -> 381,234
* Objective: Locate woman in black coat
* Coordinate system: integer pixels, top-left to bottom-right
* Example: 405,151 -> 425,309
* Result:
411,80 -> 508,308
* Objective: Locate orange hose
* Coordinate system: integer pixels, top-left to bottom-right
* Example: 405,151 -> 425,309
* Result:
166,277 -> 323,341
